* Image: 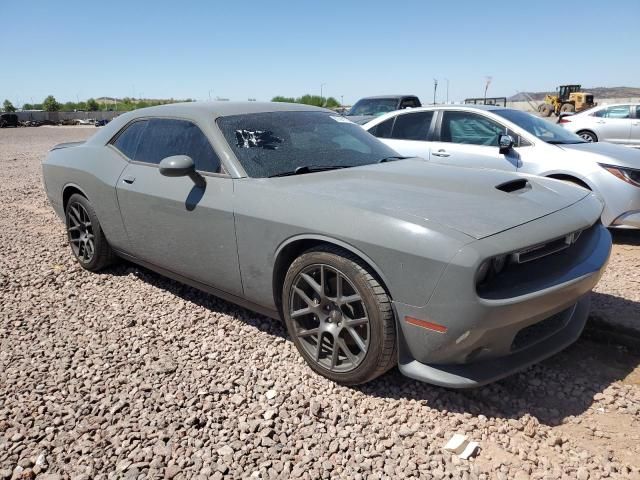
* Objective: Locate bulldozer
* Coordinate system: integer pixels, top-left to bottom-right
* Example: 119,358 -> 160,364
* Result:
538,84 -> 595,117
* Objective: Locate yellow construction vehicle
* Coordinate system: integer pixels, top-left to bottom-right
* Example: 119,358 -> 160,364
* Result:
538,84 -> 595,117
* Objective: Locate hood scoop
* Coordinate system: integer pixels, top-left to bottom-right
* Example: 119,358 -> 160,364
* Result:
495,178 -> 531,193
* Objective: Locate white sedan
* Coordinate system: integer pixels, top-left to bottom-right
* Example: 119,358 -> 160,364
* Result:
363,105 -> 640,228
558,103 -> 640,146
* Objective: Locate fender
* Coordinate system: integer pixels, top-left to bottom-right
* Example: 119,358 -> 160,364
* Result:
274,233 -> 392,297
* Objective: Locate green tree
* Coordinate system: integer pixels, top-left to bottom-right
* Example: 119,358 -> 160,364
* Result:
325,97 -> 340,109
63,101 -> 77,111
3,99 -> 16,112
86,98 -> 99,111
22,103 -> 33,110
271,96 -> 295,103
296,95 -> 325,107
42,95 -> 61,112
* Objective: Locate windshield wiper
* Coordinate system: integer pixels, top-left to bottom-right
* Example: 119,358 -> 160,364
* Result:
378,156 -> 410,163
269,165 -> 352,177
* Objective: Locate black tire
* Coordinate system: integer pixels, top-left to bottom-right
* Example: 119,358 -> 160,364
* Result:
65,193 -> 116,271
577,130 -> 598,143
561,103 -> 575,113
282,246 -> 396,385
540,104 -> 552,117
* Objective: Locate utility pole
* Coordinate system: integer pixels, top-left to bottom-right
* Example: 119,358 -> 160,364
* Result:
433,79 -> 438,105
320,83 -> 326,102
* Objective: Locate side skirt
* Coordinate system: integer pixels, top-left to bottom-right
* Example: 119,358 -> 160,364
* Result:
114,250 -> 281,321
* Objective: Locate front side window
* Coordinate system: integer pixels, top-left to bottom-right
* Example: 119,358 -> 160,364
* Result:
493,108 -> 584,145
111,120 -> 148,159
134,119 -> 221,173
440,111 -> 505,146
593,105 -> 631,119
390,111 -> 433,140
217,111 -> 397,178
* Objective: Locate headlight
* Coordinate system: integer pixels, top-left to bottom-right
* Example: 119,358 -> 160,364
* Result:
476,255 -> 509,286
599,164 -> 640,187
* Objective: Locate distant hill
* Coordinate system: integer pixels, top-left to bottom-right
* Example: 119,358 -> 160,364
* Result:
509,87 -> 640,102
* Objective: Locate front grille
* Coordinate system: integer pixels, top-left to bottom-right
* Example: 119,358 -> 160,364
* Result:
511,311 -> 569,352
511,229 -> 582,264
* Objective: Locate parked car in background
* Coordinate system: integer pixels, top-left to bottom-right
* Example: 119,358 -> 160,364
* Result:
558,103 -> 640,145
364,105 -> 640,228
0,113 -> 19,128
346,95 -> 421,124
95,119 -> 110,127
42,102 -> 611,388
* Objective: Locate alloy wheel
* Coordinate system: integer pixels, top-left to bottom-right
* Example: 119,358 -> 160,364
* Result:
579,132 -> 594,142
66,202 -> 95,263
289,264 -> 370,372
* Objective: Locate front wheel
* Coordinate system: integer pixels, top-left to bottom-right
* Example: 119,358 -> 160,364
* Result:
65,194 -> 116,271
577,130 -> 598,142
282,246 -> 396,385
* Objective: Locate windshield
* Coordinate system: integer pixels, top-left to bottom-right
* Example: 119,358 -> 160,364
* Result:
217,111 -> 398,178
493,109 -> 585,144
348,98 -> 399,116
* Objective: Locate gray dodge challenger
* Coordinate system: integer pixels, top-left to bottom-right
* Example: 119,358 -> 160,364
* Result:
42,102 -> 612,388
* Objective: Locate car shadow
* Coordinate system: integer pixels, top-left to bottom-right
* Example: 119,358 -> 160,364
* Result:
102,262 -> 639,428
611,228 -> 640,246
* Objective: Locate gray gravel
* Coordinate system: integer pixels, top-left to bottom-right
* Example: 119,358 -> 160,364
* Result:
1,126 -> 640,479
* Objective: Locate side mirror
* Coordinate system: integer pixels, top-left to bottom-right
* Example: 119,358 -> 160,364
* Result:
159,155 -> 195,177
159,155 -> 205,188
498,134 -> 514,154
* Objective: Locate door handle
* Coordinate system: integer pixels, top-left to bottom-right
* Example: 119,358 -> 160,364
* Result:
122,175 -> 136,184
432,149 -> 450,157
596,120 -> 606,124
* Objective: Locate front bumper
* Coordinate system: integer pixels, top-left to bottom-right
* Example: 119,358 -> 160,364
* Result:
393,220 -> 611,389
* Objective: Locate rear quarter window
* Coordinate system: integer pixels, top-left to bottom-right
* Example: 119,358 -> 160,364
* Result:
111,120 -> 148,159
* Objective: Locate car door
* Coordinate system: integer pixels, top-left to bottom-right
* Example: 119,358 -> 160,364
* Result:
631,105 -> 640,145
367,111 -> 434,159
428,110 -> 519,171
113,117 -> 243,296
591,105 -> 632,143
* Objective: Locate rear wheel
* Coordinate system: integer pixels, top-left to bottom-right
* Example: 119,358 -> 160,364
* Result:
282,246 -> 396,385
561,103 -> 575,113
65,194 -> 115,271
577,130 -> 597,142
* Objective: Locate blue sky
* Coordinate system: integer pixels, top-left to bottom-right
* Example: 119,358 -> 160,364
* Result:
1,0 -> 638,106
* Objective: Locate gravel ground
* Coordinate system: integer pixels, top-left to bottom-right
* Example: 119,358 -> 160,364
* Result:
1,126 -> 639,480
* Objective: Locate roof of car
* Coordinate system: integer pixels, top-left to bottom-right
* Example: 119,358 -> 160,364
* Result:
128,101 -> 330,119
356,95 -> 418,100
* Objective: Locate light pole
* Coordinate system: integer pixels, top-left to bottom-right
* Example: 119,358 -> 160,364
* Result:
341,95 -> 344,108
208,90 -> 213,101
320,83 -> 326,102
433,79 -> 438,105
445,79 -> 449,104
484,76 -> 492,104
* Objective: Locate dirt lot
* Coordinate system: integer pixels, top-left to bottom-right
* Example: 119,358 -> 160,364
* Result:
1,127 -> 639,480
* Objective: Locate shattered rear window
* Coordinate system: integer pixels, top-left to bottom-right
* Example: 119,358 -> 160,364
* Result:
217,111 -> 396,178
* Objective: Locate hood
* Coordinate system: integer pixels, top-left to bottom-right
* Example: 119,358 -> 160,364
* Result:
555,142 -> 640,169
344,115 -> 376,125
275,159 -> 590,239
